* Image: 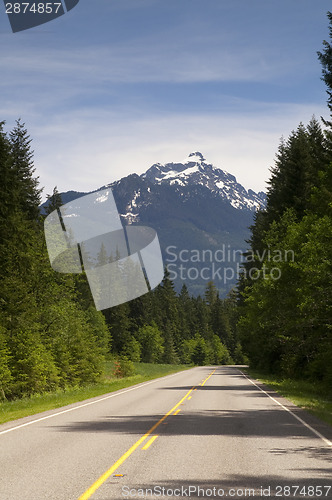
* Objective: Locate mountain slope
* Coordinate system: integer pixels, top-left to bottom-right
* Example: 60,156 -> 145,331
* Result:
42,152 -> 265,296
142,151 -> 265,210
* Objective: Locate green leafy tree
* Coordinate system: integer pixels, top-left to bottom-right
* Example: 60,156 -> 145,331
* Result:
122,336 -> 141,362
137,323 -> 164,363
210,335 -> 232,365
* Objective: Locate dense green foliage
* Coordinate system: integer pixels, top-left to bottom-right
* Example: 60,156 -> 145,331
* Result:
0,123 -> 238,401
0,120 -> 111,401
238,13 -> 332,389
102,273 -> 242,367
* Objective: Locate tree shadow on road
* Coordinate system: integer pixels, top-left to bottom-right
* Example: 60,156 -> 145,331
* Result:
52,407 -> 332,451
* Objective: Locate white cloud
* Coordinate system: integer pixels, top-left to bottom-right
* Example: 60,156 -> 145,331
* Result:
28,101 -> 326,201
0,33 -> 301,93
1,1 -> 328,203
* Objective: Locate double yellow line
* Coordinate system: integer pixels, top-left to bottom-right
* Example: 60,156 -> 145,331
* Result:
78,368 -> 216,500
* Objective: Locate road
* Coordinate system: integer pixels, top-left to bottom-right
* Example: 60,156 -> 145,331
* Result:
0,366 -> 331,500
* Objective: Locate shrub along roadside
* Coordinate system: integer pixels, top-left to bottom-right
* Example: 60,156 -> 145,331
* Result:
0,361 -> 191,425
246,368 -> 332,428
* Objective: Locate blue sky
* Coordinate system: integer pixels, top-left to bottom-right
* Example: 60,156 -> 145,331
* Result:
1,0 -> 331,200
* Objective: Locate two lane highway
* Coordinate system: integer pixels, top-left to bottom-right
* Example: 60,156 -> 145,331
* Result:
0,367 -> 331,499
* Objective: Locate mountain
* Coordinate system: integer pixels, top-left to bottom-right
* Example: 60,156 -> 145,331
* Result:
142,152 -> 265,211
42,152 -> 266,297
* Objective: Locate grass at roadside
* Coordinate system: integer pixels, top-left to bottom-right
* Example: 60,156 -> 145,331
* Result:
246,368 -> 332,428
0,361 -> 191,425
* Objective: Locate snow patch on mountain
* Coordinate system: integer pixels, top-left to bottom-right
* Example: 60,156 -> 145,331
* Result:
142,151 -> 265,212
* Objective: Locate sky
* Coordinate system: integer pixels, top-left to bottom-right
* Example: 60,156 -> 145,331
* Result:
1,0 -> 332,201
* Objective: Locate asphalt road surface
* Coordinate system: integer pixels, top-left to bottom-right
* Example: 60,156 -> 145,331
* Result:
0,366 -> 332,500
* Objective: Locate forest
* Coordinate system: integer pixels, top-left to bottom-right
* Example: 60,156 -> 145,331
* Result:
237,12 -> 332,389
0,120 -> 241,401
1,12 -> 332,402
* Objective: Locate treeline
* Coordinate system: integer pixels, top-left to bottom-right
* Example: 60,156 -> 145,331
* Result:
237,12 -> 332,387
102,275 -> 243,367
0,120 -> 111,400
0,121 -> 240,400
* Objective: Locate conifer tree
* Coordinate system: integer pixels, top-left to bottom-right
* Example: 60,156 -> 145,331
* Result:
45,186 -> 63,215
178,284 -> 194,340
0,121 -> 16,222
318,11 -> 332,125
0,326 -> 12,400
9,119 -> 41,220
0,120 -> 110,398
237,12 -> 332,378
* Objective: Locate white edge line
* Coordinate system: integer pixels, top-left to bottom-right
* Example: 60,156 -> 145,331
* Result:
239,370 -> 332,448
0,369 -> 189,437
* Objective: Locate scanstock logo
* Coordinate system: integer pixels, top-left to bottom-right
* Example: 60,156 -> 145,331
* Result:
3,0 -> 79,33
44,188 -> 164,311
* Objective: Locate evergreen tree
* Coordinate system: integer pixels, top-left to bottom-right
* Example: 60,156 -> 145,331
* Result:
9,119 -> 42,220
0,120 -> 110,398
103,301 -> 132,355
0,326 -> 12,400
45,186 -> 63,215
177,284 -> 194,340
0,121 -> 16,223
317,11 -> 332,125
137,323 -> 164,363
153,267 -> 180,351
237,20 -> 332,380
191,334 -> 210,365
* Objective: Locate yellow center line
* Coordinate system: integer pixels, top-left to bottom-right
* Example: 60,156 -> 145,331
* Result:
77,384 -> 198,499
173,409 -> 181,415
78,369 -> 216,499
201,369 -> 216,387
141,435 -> 159,450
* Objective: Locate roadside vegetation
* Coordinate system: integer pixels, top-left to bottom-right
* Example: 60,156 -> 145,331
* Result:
0,119 -> 242,404
0,361 -> 190,425
237,12 -> 332,402
246,369 -> 332,428
1,13 -> 332,428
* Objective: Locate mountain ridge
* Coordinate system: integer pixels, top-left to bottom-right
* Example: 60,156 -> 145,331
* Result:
42,152 -> 265,296
99,151 -> 265,224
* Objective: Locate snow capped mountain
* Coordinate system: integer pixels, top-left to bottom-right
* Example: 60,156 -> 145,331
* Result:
41,152 -> 266,296
141,151 -> 265,212
53,152 -> 266,225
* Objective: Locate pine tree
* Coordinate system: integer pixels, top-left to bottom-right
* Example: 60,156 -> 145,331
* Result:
178,284 -> 194,340
317,11 -> 332,125
0,326 -> 12,400
137,323 -> 164,363
0,121 -> 16,222
154,267 -> 180,349
204,280 -> 218,306
9,119 -> 42,220
45,186 -> 63,215
0,120 -> 110,398
267,123 -> 315,220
